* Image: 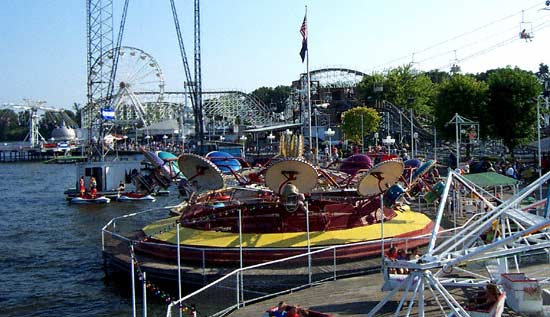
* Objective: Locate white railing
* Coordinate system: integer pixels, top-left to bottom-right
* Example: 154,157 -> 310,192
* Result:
101,203 -> 483,317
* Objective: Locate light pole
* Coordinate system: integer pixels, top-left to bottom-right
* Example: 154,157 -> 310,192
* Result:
219,135 -> 225,142
181,135 -> 186,153
374,132 -> 379,148
361,114 -> 365,153
538,97 -> 543,198
145,135 -> 151,148
123,135 -> 128,150
325,127 -> 335,160
314,108 -> 319,163
325,128 -> 335,146
240,135 -> 247,159
267,132 -> 275,144
284,129 -> 293,136
382,135 -> 395,154
413,132 -> 418,158
163,135 -> 168,147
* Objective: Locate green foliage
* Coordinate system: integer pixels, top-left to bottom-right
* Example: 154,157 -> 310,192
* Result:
251,85 -> 291,113
536,63 -> 550,83
355,72 -> 385,106
356,64 -> 436,116
341,106 -> 380,144
486,67 -> 542,152
434,74 -> 489,139
0,109 -> 27,141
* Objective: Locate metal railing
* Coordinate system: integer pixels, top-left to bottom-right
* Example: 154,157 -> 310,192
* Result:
100,202 -> 484,317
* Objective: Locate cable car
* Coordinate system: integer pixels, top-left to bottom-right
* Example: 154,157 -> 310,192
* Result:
519,10 -> 534,41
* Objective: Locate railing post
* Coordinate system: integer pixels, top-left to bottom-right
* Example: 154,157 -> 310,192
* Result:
236,272 -> 240,309
142,271 -> 147,317
176,222 -> 182,317
101,229 -> 105,251
130,244 -> 137,317
202,250 -> 206,285
333,248 -> 337,281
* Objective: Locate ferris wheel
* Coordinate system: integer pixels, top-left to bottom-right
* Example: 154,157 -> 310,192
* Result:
99,46 -> 165,125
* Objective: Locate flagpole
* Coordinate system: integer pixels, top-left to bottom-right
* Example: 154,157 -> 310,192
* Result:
305,6 -> 312,160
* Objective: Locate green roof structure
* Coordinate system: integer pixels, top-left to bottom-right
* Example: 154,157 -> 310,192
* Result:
462,172 -> 519,188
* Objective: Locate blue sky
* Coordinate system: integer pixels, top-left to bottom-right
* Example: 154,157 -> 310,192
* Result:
1,0 -> 550,109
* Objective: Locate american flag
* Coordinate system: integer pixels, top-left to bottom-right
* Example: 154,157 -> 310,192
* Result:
299,15 -> 307,62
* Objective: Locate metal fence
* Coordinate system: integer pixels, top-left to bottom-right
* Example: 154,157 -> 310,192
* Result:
99,204 -> 483,317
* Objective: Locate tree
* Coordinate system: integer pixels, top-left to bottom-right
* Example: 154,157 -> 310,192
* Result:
535,63 -> 550,83
355,65 -> 436,116
340,106 -> 380,144
434,74 -> 489,140
486,67 -> 542,152
355,72 -> 385,106
251,85 -> 291,113
425,69 -> 451,84
0,109 -> 26,141
384,65 -> 436,115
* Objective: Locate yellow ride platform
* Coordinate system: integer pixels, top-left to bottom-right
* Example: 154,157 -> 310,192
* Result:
143,207 -> 432,248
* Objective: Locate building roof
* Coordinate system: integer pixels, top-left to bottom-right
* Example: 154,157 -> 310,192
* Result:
462,172 -> 519,188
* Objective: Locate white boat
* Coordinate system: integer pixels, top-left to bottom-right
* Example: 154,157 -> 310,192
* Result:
70,195 -> 111,204
116,192 -> 156,202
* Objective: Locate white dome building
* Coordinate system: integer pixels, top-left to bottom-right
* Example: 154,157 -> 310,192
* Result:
51,125 -> 76,141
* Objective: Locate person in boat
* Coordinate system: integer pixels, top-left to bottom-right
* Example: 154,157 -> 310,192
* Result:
79,176 -> 86,197
90,176 -> 97,198
117,181 -> 125,194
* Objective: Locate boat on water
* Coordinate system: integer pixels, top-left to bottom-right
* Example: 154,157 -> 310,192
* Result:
70,193 -> 111,204
65,150 -> 177,201
116,192 -> 156,202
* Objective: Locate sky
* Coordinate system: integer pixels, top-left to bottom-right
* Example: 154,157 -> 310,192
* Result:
1,0 -> 550,109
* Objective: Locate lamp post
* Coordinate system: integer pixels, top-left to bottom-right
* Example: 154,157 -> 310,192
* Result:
219,135 -> 225,142
325,128 -> 335,160
284,129 -> 293,136
314,108 -> 319,163
413,132 -> 418,158
181,134 -> 186,153
382,135 -> 395,154
267,132 -> 275,143
374,132 -> 379,148
145,135 -> 151,148
240,135 -> 247,159
162,135 -> 168,147
361,114 -> 365,153
123,135 -> 128,150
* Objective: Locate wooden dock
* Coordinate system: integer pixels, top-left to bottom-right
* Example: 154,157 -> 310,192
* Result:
227,262 -> 549,317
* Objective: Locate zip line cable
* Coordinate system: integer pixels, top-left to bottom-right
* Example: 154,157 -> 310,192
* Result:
430,19 -> 550,71
368,0 -> 545,72
415,12 -> 550,67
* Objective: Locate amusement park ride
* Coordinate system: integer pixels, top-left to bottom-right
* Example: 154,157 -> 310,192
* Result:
0,99 -> 73,148
370,170 -> 550,317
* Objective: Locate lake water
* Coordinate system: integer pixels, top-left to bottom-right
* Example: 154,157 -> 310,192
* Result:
0,161 -> 180,316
